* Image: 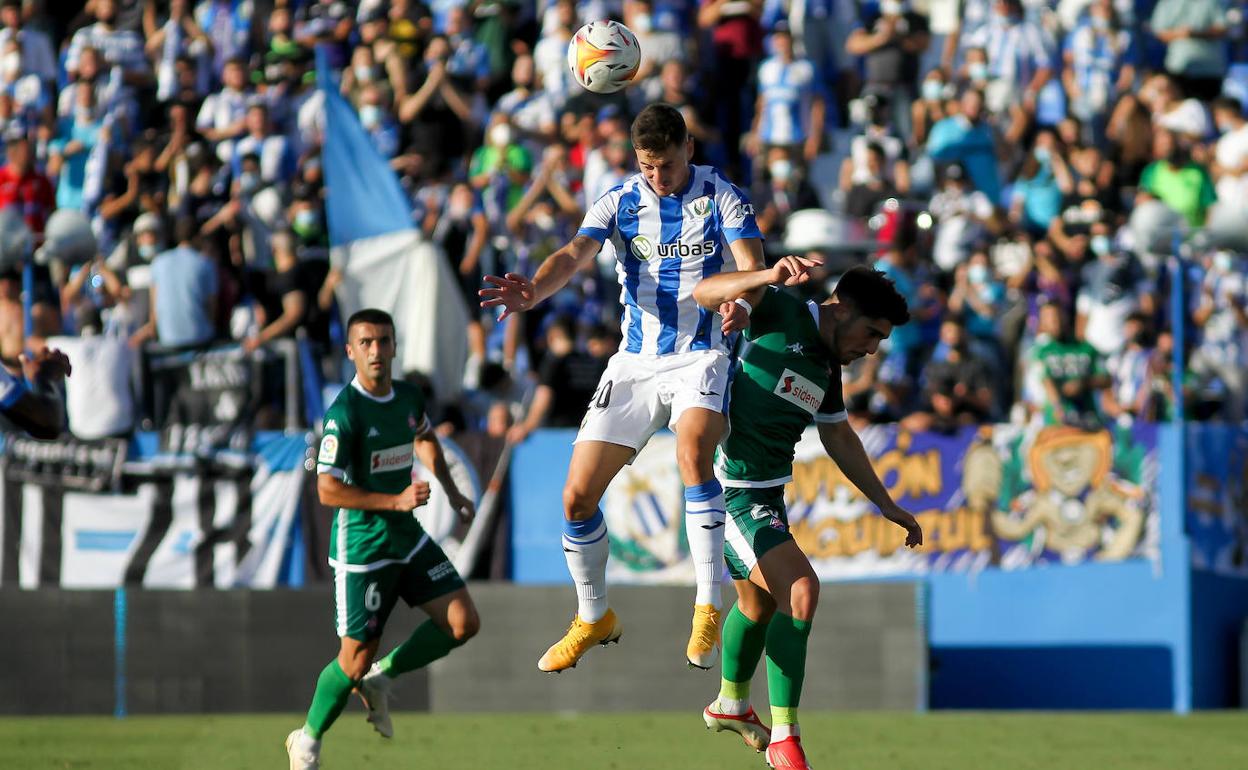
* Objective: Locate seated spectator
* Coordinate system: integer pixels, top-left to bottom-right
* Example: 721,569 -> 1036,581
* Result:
905,317 -> 997,432
844,143 -> 899,219
1008,132 -> 1065,236
1075,234 -> 1153,358
131,215 -> 218,349
948,250 -> 1006,362
242,231 -> 311,353
930,162 -> 997,274
1031,301 -> 1114,428
911,68 -> 954,148
1107,312 -> 1158,422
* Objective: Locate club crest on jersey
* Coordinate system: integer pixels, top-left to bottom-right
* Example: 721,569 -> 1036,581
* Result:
688,196 -> 712,218
775,369 -> 826,415
371,444 -> 414,473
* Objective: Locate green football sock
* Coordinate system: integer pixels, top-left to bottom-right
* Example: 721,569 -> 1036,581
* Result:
719,603 -> 770,702
303,659 -> 356,740
378,620 -> 463,677
766,613 -> 812,726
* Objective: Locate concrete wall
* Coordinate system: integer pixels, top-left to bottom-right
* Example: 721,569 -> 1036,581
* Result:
0,582 -> 923,715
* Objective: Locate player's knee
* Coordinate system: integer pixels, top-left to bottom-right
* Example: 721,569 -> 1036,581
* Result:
788,574 -> 820,622
739,591 -> 776,624
451,607 -> 481,643
562,485 -> 597,521
675,443 -> 712,481
337,647 -> 374,681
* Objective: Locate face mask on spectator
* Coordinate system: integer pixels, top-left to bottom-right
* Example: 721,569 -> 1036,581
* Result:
138,243 -> 159,260
969,62 -> 989,82
1090,235 -> 1111,257
489,124 -> 512,147
359,104 -> 381,129
1090,15 -> 1109,30
1034,146 -> 1050,164
1214,252 -> 1234,272
921,79 -> 943,101
355,65 -> 372,83
770,159 -> 792,183
75,107 -> 94,125
633,13 -> 652,33
968,264 -> 989,284
533,211 -> 556,232
1,52 -> 19,80
239,172 -> 260,195
881,0 -> 905,15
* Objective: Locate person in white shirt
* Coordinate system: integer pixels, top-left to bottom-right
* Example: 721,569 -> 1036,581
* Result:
1212,97 -> 1248,203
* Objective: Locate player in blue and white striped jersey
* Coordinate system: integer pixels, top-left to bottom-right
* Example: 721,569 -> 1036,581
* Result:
482,104 -> 764,674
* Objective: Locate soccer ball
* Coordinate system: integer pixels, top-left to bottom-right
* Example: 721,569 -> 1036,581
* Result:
567,20 -> 641,94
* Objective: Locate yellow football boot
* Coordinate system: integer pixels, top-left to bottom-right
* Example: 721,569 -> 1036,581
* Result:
686,603 -> 722,669
537,609 -> 622,672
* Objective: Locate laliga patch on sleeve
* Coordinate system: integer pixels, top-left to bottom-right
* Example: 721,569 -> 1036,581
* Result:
319,434 -> 339,465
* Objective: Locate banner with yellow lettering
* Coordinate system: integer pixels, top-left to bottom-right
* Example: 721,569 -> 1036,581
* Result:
603,423 -> 1159,582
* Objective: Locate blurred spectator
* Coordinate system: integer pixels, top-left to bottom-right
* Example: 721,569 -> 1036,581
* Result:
1212,97 -> 1248,205
471,113 -> 533,216
1031,301 -> 1113,427
48,85 -> 103,212
495,54 -> 558,150
242,231 -> 310,353
841,93 -> 911,198
131,215 -> 217,349
697,0 -> 764,176
1189,250 -> 1248,421
752,22 -> 825,163
927,88 -> 1000,204
432,182 -> 490,370
1138,128 -> 1217,229
753,145 -> 821,235
0,0 -> 56,84
845,0 -> 930,138
625,0 -> 688,95
1107,311 -> 1158,421
1075,237 -> 1153,358
397,35 -> 475,174
507,317 -> 613,443
959,0 -> 1053,145
844,143 -> 898,219
905,317 -> 996,432
911,68 -> 953,147
1061,0 -> 1136,145
0,131 -> 54,239
533,0 -> 578,109
197,0 -> 255,77
1008,131 -> 1064,236
948,249 -> 1006,362
231,101 -> 296,185
929,162 -> 995,272
1149,0 -> 1228,102
143,0 -> 210,103
196,56 -> 251,160
1140,73 -> 1212,141
65,0 -> 150,88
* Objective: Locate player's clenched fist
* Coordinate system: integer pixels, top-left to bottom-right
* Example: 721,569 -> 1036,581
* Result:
393,481 -> 432,511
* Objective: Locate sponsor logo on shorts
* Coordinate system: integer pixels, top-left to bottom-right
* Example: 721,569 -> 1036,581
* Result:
318,435 -> 338,464
370,444 -> 414,473
749,504 -> 776,521
774,369 -> 825,415
428,560 -> 455,581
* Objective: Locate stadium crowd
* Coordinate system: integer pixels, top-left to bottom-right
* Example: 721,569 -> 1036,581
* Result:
3,0 -> 1248,442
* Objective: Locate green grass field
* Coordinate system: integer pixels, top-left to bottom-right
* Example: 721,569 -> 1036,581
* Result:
2,711 -> 1245,770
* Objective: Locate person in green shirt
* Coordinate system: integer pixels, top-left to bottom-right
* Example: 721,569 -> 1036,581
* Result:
286,309 -> 479,770
1032,302 -> 1114,427
1138,128 -> 1217,228
692,261 -> 923,770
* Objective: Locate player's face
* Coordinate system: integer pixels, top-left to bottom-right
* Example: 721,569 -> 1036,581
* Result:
346,322 -> 396,381
831,309 -> 892,365
636,139 -> 693,197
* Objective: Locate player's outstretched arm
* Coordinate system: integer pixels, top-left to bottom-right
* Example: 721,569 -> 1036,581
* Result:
414,431 -> 475,522
317,474 -> 430,514
692,254 -> 823,310
817,420 -> 923,548
479,234 -> 601,321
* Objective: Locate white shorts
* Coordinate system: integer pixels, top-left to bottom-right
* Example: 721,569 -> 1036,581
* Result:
574,349 -> 733,454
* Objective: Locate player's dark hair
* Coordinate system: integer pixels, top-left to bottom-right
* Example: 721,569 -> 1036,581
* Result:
833,266 -> 911,327
347,308 -> 396,335
630,103 -> 687,153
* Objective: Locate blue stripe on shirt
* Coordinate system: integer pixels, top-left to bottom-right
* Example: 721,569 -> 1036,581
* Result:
655,192 -> 684,354
692,179 -> 719,351
617,185 -> 644,354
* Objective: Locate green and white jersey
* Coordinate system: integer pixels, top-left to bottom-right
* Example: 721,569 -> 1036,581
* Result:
316,377 -> 434,572
718,288 -> 846,488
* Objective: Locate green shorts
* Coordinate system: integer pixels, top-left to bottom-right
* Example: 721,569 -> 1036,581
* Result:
334,539 -> 465,641
724,486 -> 793,581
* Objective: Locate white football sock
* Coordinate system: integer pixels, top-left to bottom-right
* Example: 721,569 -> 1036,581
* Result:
771,722 -> 800,741
562,510 -> 609,623
685,479 -> 726,607
716,696 -> 749,716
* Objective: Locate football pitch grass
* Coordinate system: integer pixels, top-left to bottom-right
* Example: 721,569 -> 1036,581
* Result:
2,711 -> 1245,769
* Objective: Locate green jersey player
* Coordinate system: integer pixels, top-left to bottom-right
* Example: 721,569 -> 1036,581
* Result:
287,309 -> 479,770
693,262 -> 923,770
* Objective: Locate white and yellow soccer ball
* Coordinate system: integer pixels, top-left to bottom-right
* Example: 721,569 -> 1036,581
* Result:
567,20 -> 641,94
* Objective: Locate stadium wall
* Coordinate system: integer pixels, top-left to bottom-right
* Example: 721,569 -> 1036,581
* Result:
0,582 -> 922,715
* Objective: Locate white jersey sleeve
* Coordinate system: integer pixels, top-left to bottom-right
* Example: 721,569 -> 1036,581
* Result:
713,172 -> 762,243
577,186 -> 624,243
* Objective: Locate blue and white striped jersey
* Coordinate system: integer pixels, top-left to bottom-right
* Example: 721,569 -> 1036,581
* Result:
577,165 -> 762,356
